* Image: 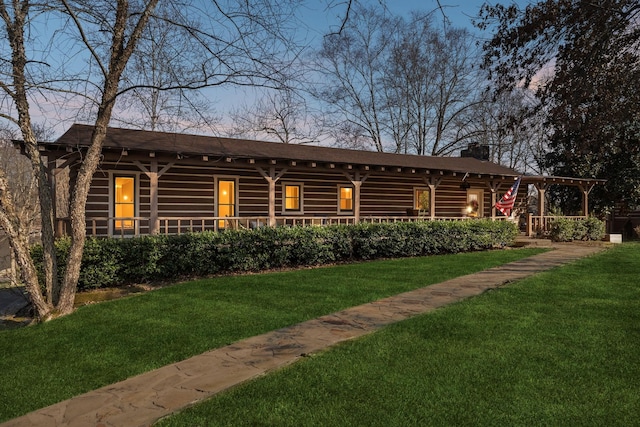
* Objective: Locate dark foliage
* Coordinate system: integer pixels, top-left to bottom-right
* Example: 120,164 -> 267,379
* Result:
548,216 -> 606,242
477,0 -> 640,212
31,221 -> 518,290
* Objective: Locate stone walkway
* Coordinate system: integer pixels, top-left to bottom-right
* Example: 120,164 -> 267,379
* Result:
2,241 -> 608,427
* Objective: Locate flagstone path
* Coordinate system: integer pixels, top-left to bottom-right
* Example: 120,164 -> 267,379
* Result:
2,240 -> 608,427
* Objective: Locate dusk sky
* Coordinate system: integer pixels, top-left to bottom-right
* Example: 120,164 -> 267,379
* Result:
33,0 -> 533,138
211,0 -> 532,133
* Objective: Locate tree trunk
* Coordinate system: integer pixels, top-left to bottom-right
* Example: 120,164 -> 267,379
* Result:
56,0 -> 160,315
0,172 -> 52,319
56,126 -> 106,315
4,2 -> 58,320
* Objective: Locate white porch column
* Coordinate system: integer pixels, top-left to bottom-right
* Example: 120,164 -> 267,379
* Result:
536,183 -> 548,217
343,171 -> 370,223
256,166 -> 288,227
134,160 -> 174,234
487,180 -> 502,220
424,176 -> 442,220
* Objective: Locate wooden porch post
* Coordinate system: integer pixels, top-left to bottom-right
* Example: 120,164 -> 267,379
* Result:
343,171 -> 370,223
579,183 -> 595,217
256,166 -> 288,227
134,160 -> 174,234
424,176 -> 442,220
487,180 -> 502,220
149,162 -> 159,234
353,181 -> 362,222
536,183 -> 548,217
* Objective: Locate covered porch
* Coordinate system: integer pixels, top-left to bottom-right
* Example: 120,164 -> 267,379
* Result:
520,175 -> 606,237
40,125 -> 605,240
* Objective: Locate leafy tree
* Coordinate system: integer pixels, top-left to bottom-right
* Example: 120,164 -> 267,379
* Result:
477,0 -> 640,212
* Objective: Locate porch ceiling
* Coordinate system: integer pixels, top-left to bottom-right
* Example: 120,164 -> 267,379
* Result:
521,175 -> 606,187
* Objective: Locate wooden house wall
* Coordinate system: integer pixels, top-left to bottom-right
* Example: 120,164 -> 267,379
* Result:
81,158 -> 496,236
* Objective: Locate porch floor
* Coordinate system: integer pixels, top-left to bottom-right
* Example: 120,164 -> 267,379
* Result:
3,242 -> 608,427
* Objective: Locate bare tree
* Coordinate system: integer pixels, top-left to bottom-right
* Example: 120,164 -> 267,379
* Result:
314,3 -> 399,152
113,5 -> 220,133
0,127 -> 41,232
315,5 -> 486,155
384,14 -> 484,156
0,127 -> 39,287
0,0 -> 313,321
228,88 -> 322,144
468,88 -> 549,174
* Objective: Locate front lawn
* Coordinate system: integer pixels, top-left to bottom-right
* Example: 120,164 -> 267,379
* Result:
157,243 -> 640,426
0,248 -> 542,422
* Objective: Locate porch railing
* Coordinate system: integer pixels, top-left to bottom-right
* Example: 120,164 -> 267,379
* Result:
156,216 -> 476,234
56,215 -> 510,238
527,215 -> 587,237
158,215 -> 502,234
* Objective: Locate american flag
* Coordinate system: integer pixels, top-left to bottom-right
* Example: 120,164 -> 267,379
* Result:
495,177 -> 521,216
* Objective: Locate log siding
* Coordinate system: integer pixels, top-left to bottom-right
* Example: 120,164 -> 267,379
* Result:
50,124 -> 605,237
73,155 -> 505,236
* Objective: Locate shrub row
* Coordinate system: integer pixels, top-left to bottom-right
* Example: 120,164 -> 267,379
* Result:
32,220 -> 518,290
548,216 -> 605,242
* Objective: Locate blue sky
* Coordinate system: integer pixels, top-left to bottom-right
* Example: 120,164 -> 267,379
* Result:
212,1 -> 528,129
295,0 -> 512,45
386,0 -> 494,28
32,0 -> 532,137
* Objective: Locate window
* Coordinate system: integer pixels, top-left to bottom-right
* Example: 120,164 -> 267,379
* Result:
414,188 -> 430,213
338,185 -> 354,213
283,183 -> 303,213
114,176 -> 135,230
466,189 -> 483,217
216,178 -> 237,228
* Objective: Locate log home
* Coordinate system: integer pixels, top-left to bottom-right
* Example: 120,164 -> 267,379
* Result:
36,124 -> 603,237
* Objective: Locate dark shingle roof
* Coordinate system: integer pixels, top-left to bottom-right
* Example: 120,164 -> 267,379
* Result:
52,124 -> 520,177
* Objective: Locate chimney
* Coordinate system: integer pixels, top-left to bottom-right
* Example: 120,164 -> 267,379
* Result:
461,142 -> 489,161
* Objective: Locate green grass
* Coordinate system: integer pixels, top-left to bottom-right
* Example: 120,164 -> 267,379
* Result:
0,248 -> 543,422
156,243 -> 640,427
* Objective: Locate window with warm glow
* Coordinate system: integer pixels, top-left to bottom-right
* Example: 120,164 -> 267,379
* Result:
339,186 -> 353,212
217,179 -> 236,228
466,190 -> 482,217
414,188 -> 430,212
284,184 -> 301,211
114,176 -> 135,229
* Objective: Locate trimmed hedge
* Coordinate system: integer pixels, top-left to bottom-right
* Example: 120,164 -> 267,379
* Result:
548,216 -> 605,242
32,220 -> 518,290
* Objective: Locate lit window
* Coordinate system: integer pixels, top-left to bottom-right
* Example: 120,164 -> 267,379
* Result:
284,184 -> 301,211
114,177 -> 135,229
339,186 -> 353,212
466,190 -> 483,217
217,179 -> 236,228
414,188 -> 430,212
